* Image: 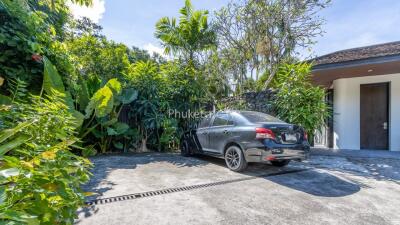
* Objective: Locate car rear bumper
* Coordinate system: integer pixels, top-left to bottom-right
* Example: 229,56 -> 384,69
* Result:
244,147 -> 310,162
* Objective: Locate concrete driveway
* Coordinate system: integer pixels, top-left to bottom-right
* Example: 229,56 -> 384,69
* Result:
76,152 -> 400,225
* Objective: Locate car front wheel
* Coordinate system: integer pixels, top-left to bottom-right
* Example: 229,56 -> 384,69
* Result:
180,140 -> 190,157
271,160 -> 290,167
224,146 -> 247,172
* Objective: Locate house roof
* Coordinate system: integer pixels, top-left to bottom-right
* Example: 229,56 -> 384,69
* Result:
311,41 -> 400,87
312,41 -> 400,66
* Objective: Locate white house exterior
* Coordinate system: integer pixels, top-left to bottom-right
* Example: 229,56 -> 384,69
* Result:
311,41 -> 400,151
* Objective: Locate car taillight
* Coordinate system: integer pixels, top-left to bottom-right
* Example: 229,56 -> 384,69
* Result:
255,127 -> 275,140
304,131 -> 308,141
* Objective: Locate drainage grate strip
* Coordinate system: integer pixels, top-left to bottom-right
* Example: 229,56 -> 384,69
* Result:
85,168 -> 308,206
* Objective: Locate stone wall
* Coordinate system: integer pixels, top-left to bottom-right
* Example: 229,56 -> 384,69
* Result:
218,90 -> 276,114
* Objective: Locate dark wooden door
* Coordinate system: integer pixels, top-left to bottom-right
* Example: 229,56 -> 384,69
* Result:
360,83 -> 389,150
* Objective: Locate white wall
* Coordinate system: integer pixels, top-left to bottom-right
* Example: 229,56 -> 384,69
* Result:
333,73 -> 400,151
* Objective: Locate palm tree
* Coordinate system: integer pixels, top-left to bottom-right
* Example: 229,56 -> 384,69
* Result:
155,0 -> 216,64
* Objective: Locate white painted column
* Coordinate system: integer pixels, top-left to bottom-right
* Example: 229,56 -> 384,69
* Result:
333,79 -> 360,150
390,79 -> 400,151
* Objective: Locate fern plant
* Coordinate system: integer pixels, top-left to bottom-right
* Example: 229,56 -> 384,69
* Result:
8,78 -> 28,103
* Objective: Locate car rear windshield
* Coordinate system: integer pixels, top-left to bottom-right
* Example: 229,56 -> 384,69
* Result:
240,111 -> 283,123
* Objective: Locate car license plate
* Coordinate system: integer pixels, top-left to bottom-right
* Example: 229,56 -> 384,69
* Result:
271,149 -> 283,154
285,133 -> 297,142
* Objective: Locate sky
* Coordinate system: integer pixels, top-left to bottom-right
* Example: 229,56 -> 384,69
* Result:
69,0 -> 400,57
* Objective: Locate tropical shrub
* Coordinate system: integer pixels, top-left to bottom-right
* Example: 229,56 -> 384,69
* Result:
161,61 -> 208,127
0,93 -> 92,224
159,118 -> 179,150
123,61 -> 207,152
273,63 -> 329,141
80,78 -> 138,153
125,61 -> 167,152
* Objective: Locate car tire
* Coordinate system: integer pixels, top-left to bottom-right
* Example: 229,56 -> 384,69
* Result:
271,160 -> 290,167
180,140 -> 190,157
224,145 -> 247,172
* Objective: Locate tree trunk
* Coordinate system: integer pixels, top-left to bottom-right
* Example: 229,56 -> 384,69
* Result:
138,129 -> 149,152
264,66 -> 278,89
139,138 -> 148,152
256,66 -> 259,81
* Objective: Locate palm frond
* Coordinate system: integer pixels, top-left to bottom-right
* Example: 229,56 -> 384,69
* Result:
154,0 -> 216,60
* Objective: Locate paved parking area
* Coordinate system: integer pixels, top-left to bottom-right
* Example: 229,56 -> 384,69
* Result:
76,152 -> 400,225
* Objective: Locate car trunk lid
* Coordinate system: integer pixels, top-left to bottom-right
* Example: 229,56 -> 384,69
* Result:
257,123 -> 304,144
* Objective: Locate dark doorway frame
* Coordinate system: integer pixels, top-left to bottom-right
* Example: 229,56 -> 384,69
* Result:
326,89 -> 334,148
360,82 -> 390,150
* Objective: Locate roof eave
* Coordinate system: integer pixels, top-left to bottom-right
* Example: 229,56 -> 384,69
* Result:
312,54 -> 400,72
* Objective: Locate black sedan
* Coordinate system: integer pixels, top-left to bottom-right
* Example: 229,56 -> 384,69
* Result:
180,110 -> 310,171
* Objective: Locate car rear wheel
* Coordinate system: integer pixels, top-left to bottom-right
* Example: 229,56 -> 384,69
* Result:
180,140 -> 191,157
224,146 -> 247,172
271,160 -> 290,167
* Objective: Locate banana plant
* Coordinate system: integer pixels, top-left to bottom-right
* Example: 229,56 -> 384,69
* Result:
42,56 -> 85,128
80,78 -> 138,153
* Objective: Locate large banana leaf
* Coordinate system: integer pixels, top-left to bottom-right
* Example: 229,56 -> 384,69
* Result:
113,122 -> 130,134
119,88 -> 138,104
85,79 -> 127,118
42,56 -> 84,127
105,78 -> 122,95
43,56 -> 73,108
106,122 -> 129,136
85,85 -> 114,118
77,76 -> 90,111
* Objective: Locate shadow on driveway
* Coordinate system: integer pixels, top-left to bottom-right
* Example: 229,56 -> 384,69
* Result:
265,169 -> 361,197
194,154 -> 361,197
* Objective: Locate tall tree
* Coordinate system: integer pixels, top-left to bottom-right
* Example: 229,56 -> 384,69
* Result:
66,35 -> 130,83
155,0 -> 216,64
215,0 -> 330,89
71,17 -> 104,38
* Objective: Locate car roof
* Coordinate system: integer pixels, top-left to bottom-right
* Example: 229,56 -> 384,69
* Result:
216,110 -> 259,114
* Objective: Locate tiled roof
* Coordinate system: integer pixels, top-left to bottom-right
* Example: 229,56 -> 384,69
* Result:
312,41 -> 400,66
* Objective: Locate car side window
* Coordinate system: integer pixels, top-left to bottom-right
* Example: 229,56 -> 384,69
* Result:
198,115 -> 212,128
212,113 -> 234,126
227,115 -> 234,125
